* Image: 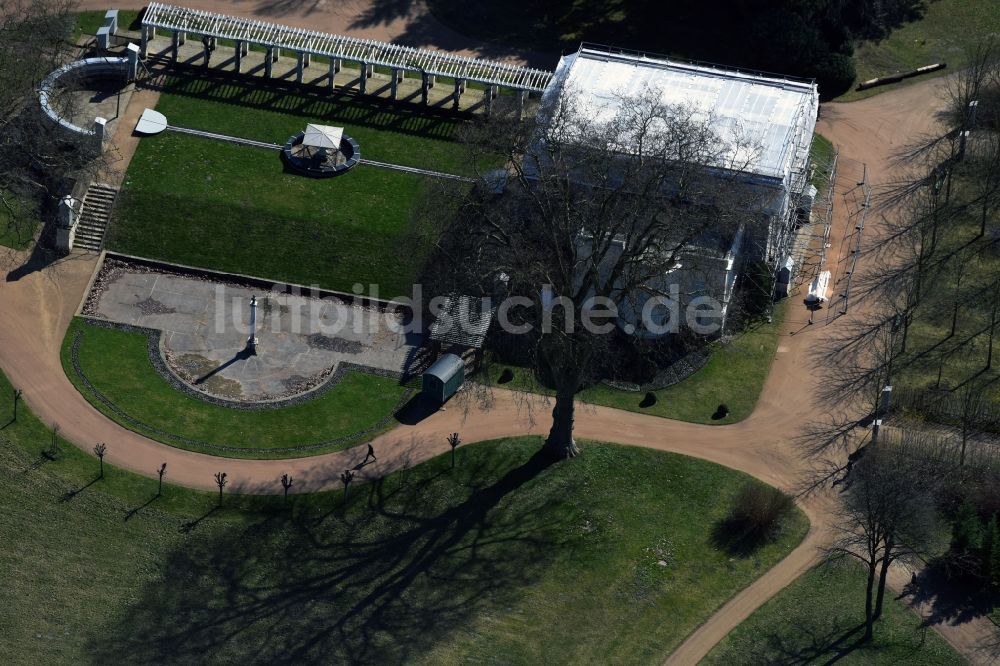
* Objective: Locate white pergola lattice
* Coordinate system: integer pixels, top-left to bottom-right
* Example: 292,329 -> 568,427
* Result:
141,2 -> 553,93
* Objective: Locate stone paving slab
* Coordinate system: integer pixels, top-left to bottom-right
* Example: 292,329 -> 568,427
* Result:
91,267 -> 420,401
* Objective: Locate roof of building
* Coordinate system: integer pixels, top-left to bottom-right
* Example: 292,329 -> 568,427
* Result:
541,45 -> 818,183
428,294 -> 497,349
424,353 -> 465,382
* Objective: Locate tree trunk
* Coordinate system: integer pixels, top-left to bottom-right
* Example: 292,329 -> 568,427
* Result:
988,296 -> 997,371
544,386 -> 580,459
864,562 -> 876,641
874,539 -> 894,619
950,266 -> 965,338
900,311 -> 911,353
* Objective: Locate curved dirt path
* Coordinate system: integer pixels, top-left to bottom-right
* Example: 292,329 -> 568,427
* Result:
3,69 -> 995,661
74,0 -> 553,67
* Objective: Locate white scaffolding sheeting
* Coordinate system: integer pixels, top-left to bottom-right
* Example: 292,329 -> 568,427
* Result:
142,2 -> 554,92
542,45 -> 819,182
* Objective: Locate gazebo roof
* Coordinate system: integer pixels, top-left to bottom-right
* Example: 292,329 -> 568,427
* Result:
303,124 -> 343,149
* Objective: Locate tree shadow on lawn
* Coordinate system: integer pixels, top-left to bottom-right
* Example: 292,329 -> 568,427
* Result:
59,475 -> 101,502
909,558 -> 1000,629
750,620 -> 871,666
86,449 -> 572,664
141,64 -> 467,142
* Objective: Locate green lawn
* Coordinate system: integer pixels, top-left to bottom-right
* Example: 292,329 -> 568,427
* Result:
1,353 -> 811,664
492,300 -> 787,424
889,171 -> 1000,410
703,559 -> 966,665
60,319 -> 409,459
584,302 -> 787,423
74,10 -> 140,41
107,77 -> 470,297
838,0 -> 1000,101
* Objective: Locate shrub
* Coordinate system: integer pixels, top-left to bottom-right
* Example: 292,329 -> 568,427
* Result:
982,515 -> 999,586
815,53 -> 856,98
951,499 -> 982,554
712,483 -> 794,556
729,483 -> 794,537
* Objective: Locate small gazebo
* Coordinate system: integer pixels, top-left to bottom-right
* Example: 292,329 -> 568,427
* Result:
301,124 -> 344,160
281,124 -> 360,177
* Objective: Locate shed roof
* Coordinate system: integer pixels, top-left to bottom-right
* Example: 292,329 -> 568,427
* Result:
429,294 -> 497,349
542,45 -> 818,183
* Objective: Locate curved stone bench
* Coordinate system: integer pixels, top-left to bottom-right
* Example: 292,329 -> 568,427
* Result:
281,131 -> 361,178
39,57 -> 129,138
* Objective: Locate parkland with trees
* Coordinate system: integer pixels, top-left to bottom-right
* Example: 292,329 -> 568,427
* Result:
811,37 -> 1000,637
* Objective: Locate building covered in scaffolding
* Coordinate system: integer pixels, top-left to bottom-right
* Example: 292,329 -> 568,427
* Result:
538,44 -> 820,320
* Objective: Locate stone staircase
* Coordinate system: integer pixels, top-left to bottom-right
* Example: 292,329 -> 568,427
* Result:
74,183 -> 118,252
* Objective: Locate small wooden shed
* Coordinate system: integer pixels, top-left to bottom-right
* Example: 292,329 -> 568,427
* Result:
427,294 -> 498,368
422,353 -> 465,403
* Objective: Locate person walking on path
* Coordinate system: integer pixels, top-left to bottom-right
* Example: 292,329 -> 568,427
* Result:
363,443 -> 376,464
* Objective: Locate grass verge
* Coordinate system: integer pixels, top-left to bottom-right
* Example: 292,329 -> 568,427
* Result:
60,318 -> 408,459
810,133 -> 836,191
836,0 -> 1000,102
702,559 -> 966,665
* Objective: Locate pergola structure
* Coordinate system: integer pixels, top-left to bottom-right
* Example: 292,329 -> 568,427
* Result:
141,2 -> 553,111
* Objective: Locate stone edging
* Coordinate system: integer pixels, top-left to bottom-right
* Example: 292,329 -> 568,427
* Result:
95,251 -> 411,314
70,319 -> 414,456
600,349 -> 710,393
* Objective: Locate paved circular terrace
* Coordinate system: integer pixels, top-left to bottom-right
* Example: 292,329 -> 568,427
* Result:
84,259 -> 419,403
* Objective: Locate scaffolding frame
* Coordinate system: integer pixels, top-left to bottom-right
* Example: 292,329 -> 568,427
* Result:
141,2 -> 554,93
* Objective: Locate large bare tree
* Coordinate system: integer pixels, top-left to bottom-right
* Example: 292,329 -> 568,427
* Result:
0,0 -> 102,253
826,444 -> 938,641
419,89 -> 764,458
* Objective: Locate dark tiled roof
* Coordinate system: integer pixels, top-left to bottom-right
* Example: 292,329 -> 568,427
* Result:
429,294 -> 497,349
